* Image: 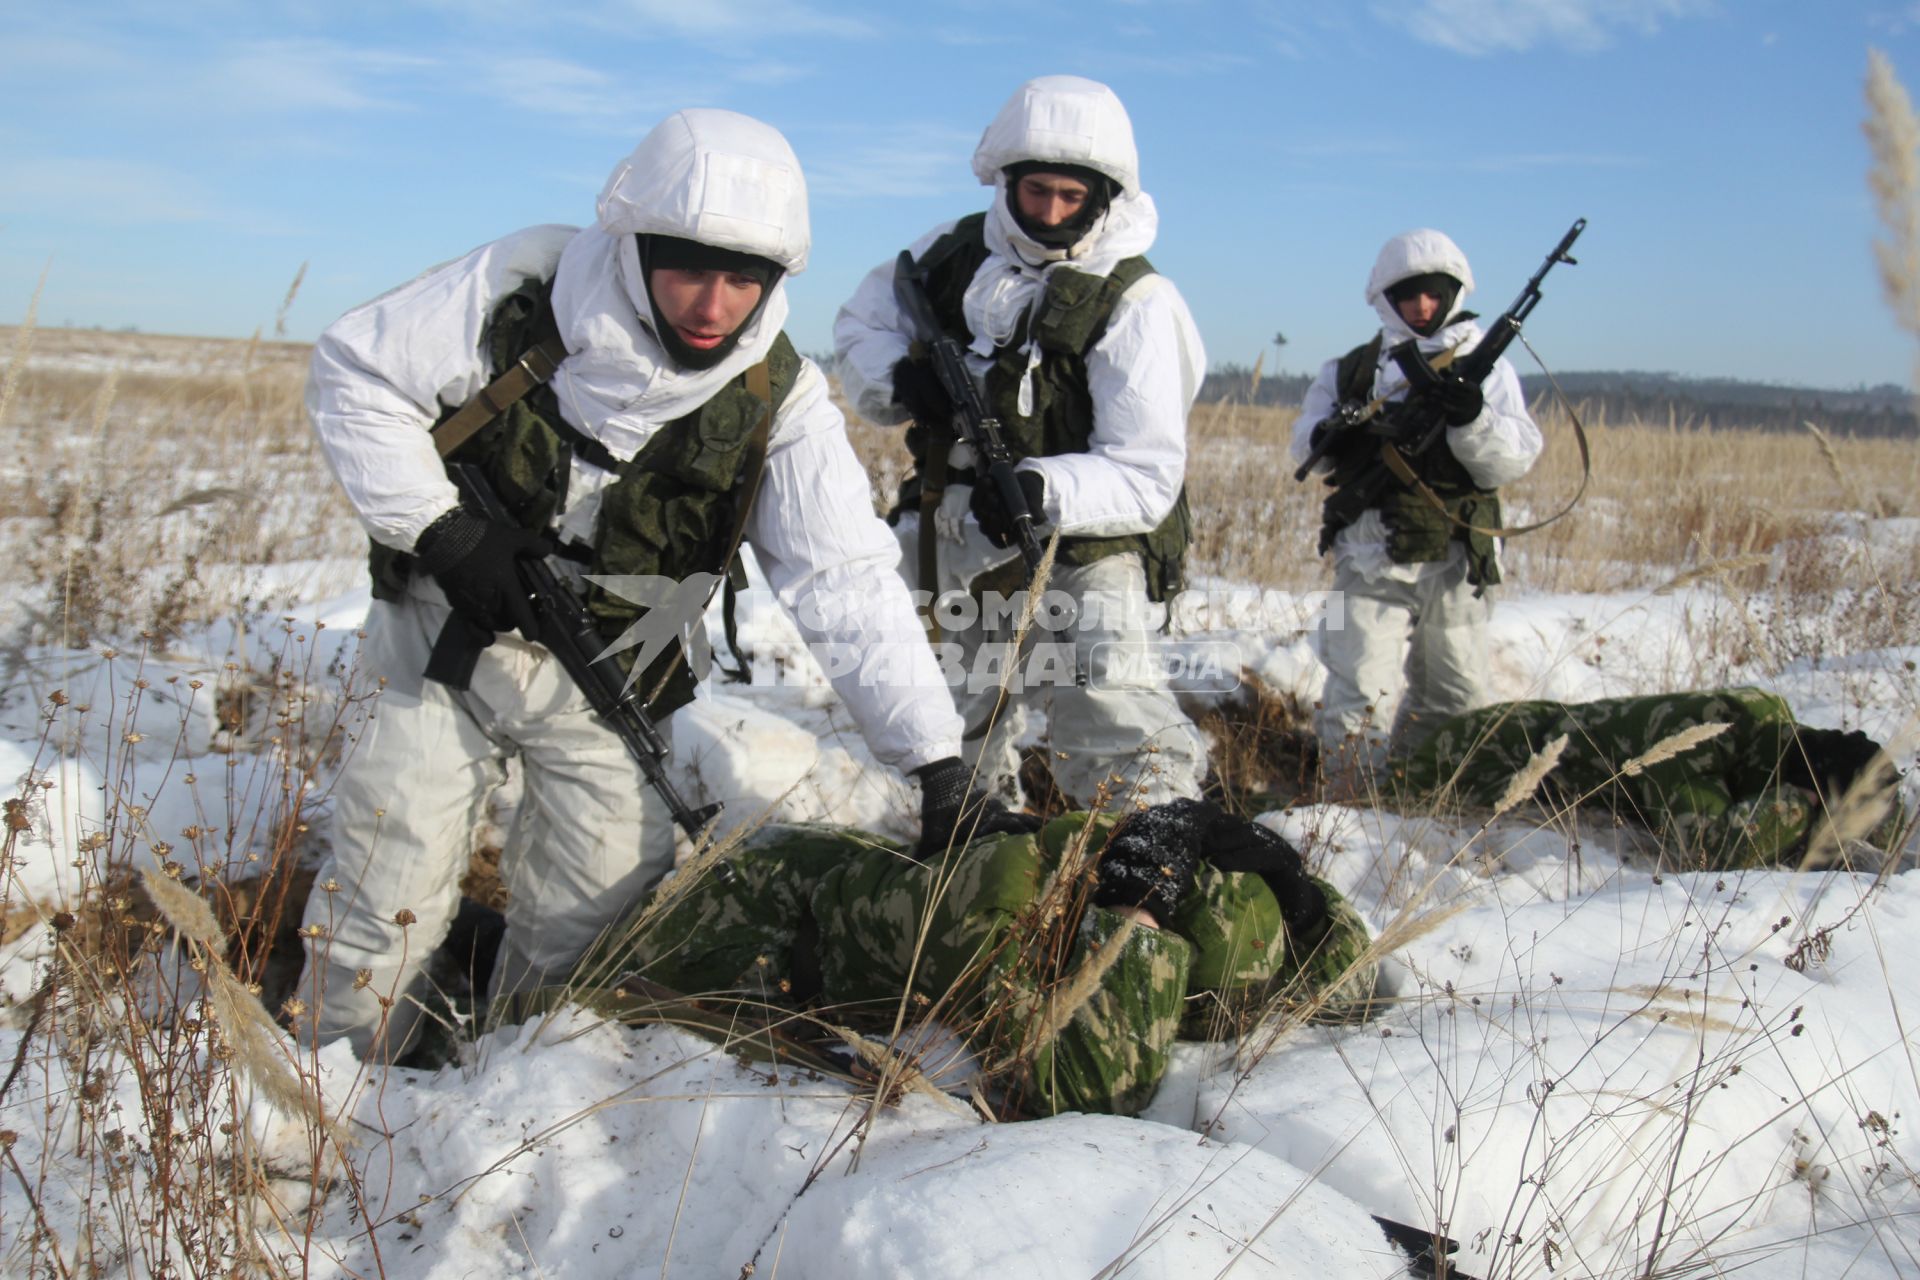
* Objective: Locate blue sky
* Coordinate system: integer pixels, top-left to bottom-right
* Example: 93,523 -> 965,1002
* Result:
7,1 -> 1920,390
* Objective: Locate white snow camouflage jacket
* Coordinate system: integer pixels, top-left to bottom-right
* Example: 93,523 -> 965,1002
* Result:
833,76 -> 1205,542
308,111 -> 962,770
1289,228 -> 1543,583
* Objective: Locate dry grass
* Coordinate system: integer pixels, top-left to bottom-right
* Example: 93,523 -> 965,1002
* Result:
0,325 -> 360,650
844,381 -> 1920,600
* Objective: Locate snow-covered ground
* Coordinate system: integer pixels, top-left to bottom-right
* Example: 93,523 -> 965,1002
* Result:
2,540 -> 1917,1278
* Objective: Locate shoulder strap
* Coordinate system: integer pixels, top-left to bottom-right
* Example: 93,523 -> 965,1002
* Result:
430,298 -> 569,460
916,213 -> 992,343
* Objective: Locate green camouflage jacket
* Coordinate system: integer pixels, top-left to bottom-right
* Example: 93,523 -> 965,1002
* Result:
1403,687 -> 1840,869
569,813 -> 1377,1117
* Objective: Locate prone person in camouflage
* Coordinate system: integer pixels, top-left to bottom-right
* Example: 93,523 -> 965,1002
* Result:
298,110 -> 1036,1064
573,800 -> 1380,1117
1402,687 -> 1905,869
834,76 -> 1207,811
1292,230 -> 1542,787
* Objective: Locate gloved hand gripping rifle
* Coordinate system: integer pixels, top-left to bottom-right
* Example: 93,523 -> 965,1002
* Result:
1293,218 -> 1586,485
892,250 -> 1049,576
424,462 -> 723,847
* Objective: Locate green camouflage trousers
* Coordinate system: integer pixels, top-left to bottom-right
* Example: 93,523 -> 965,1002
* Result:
1402,687 -> 1824,869
572,813 -> 1378,1117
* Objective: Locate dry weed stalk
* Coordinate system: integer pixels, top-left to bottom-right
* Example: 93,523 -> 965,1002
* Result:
1866,48 -> 1920,351
993,914 -> 1139,1072
0,265 -> 46,429
1490,733 -> 1567,820
1651,554 -> 1772,595
1619,721 -> 1730,777
140,869 -> 342,1145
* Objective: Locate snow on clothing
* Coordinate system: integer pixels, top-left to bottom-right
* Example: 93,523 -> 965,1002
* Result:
1402,688 -> 1904,870
833,76 -> 1205,805
573,812 -> 1380,1118
300,110 -> 961,1060
1290,229 -> 1543,771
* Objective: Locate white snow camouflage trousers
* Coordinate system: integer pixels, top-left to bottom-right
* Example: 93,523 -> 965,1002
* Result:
942,551 -> 1205,808
294,585 -> 674,1060
1314,552 -> 1491,779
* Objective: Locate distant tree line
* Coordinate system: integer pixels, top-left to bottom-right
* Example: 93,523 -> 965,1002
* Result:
1200,363 -> 1917,438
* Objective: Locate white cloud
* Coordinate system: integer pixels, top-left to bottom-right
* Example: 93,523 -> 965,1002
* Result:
0,155 -> 213,225
469,55 -> 674,129
1376,0 -> 1715,56
802,124 -> 982,202
601,0 -> 873,41
462,53 -> 817,134
932,28 -> 1019,47
211,38 -> 434,114
1092,47 -> 1258,77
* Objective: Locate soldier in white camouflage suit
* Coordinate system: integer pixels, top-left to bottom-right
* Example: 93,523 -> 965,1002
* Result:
1292,230 -> 1542,788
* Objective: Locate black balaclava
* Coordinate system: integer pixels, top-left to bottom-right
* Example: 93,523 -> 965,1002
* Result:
638,234 -> 784,371
1383,271 -> 1462,338
1002,160 -> 1117,250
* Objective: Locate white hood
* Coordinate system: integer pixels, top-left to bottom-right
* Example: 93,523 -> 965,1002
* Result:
597,108 -> 810,274
958,77 -> 1158,348
548,109 -> 811,453
1365,228 -> 1476,344
971,75 -> 1141,193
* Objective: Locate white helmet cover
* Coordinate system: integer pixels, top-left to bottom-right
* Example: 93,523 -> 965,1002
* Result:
597,108 -> 811,275
1365,228 -> 1475,310
971,75 -> 1140,194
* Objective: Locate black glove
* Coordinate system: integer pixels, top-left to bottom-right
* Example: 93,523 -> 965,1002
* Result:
1781,726 -> 1888,800
1094,798 -> 1211,920
969,469 -> 1048,549
890,356 -> 953,428
412,509 -> 552,637
1200,807 -> 1329,939
914,757 -> 1042,859
1421,374 -> 1484,427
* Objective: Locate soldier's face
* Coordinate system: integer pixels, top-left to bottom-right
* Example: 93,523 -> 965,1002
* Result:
1394,288 -> 1445,332
649,267 -> 766,352
1014,173 -> 1092,229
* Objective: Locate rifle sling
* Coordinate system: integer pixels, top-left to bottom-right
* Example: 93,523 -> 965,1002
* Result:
427,322 -> 775,707
1376,337 -> 1592,540
430,332 -> 570,460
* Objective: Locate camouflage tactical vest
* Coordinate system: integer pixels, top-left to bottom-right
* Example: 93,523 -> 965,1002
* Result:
1319,334 -> 1503,587
368,277 -> 799,713
905,212 -> 1191,600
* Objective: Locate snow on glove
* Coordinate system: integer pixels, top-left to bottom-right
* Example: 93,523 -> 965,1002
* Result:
413,509 -> 551,638
1093,797 -> 1212,920
969,469 -> 1048,550
1200,807 -> 1329,940
890,356 -> 954,429
914,756 -> 1042,860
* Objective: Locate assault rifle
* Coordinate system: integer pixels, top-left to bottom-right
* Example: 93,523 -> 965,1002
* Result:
892,249 -> 1048,575
424,462 -> 723,845
1293,218 -> 1586,484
